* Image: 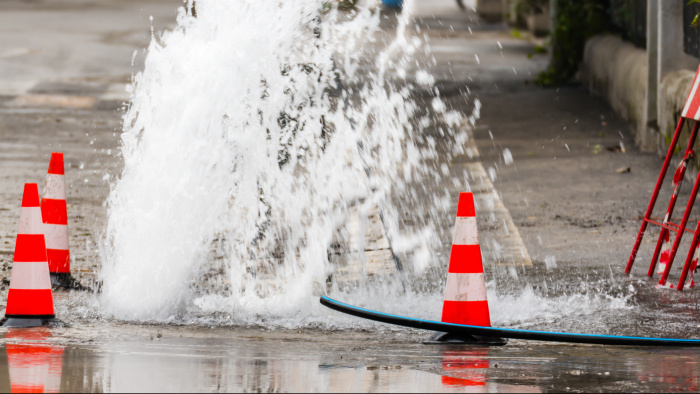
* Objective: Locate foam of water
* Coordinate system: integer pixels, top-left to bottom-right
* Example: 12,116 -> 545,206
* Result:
96,0 -> 632,328
99,0 -> 449,322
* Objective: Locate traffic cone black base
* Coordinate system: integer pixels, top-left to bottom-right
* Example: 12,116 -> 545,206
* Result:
0,317 -> 66,328
424,332 -> 507,346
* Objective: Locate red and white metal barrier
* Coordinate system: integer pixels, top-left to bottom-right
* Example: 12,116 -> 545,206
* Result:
626,64 -> 700,291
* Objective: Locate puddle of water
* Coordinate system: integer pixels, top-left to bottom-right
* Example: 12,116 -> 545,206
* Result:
3,329 -> 63,393
0,326 -> 538,393
0,326 -> 699,392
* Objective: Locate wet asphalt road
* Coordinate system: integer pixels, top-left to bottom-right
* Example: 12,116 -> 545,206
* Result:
0,0 -> 699,392
0,324 -> 699,392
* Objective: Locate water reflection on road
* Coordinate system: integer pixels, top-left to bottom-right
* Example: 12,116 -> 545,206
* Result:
3,328 -> 64,393
0,326 -> 698,392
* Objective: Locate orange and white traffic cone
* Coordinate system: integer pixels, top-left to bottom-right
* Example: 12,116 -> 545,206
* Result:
1,184 -> 62,328
41,152 -> 79,289
431,192 -> 505,345
5,328 -> 64,393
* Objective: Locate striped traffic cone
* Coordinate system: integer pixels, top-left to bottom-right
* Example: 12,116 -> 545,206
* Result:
657,231 -> 671,276
430,192 -> 505,345
41,152 -> 79,289
5,328 -> 64,393
1,184 -> 62,328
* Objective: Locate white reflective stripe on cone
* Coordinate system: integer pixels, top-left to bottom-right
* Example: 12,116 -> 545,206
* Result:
443,273 -> 488,302
453,217 -> 478,245
9,262 -> 52,290
18,207 -> 44,235
43,174 -> 66,200
657,262 -> 667,275
44,223 -> 69,249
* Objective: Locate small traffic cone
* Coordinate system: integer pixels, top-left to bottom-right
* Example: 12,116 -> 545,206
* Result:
656,232 -> 676,289
1,184 -> 62,328
42,152 -> 79,289
5,328 -> 64,393
657,231 -> 671,276
430,192 -> 505,345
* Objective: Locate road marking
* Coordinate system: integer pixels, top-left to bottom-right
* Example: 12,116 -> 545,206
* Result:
0,48 -> 31,59
461,122 -> 532,267
0,80 -> 37,96
9,94 -> 97,109
100,83 -> 131,102
331,205 -> 398,281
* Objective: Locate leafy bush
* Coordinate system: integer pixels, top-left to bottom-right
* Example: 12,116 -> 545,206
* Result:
537,0 -> 611,85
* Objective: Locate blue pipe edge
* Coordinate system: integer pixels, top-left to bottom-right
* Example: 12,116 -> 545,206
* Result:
381,0 -> 403,9
319,296 -> 700,346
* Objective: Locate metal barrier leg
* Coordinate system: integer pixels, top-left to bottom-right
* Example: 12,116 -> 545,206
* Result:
626,118 -> 686,274
677,219 -> 700,291
659,169 -> 700,286
647,122 -> 699,277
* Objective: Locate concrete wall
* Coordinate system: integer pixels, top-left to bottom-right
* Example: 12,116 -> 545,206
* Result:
581,35 -> 652,149
658,70 -> 695,151
581,34 -> 698,156
581,0 -> 699,157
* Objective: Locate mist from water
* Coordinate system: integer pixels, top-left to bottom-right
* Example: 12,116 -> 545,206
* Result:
99,0 -> 454,322
96,0 -> 633,329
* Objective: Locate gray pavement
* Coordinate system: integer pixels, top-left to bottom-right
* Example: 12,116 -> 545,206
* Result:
0,0 -> 698,392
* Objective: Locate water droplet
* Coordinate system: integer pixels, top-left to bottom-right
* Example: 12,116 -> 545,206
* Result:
545,256 -> 557,270
488,167 -> 497,182
503,148 -> 513,165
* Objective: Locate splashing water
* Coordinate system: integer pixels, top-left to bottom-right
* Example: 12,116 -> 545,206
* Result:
96,0 -> 633,329
99,0 -> 451,322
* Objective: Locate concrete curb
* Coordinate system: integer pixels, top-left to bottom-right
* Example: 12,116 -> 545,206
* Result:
582,33 -> 700,169
581,35 -> 650,150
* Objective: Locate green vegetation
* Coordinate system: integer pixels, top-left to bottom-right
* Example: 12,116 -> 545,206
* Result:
690,0 -> 700,27
533,45 -> 548,54
537,0 -> 610,85
527,44 -> 548,58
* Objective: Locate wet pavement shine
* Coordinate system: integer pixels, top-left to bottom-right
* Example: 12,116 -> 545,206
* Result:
0,325 -> 698,392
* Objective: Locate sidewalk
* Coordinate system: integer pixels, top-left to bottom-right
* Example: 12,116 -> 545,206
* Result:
417,1 -> 682,275
410,1 -> 700,346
